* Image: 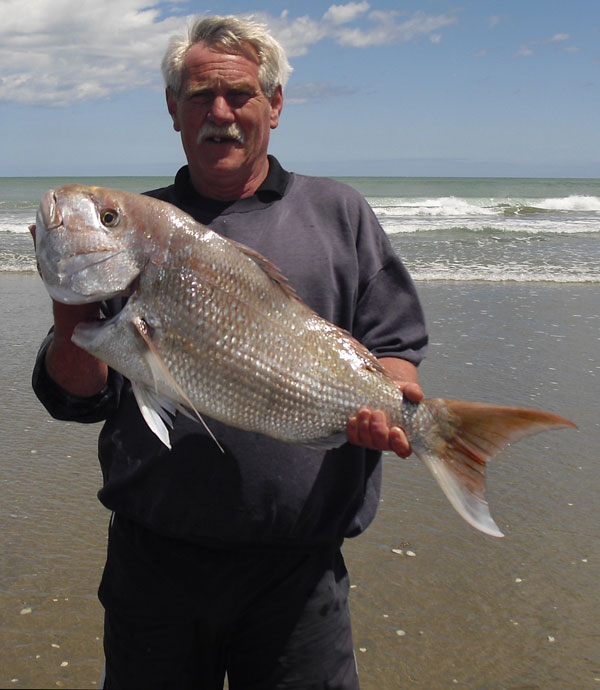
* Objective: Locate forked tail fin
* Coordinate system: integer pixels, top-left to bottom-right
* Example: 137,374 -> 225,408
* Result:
405,398 -> 577,537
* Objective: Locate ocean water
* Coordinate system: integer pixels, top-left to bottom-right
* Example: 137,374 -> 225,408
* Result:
1,175 -> 599,282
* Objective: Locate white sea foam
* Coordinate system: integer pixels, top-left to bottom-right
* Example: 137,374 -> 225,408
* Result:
410,263 -> 599,283
0,223 -> 32,234
369,194 -> 600,221
373,193 -> 600,236
535,195 -> 600,212
370,196 -> 498,217
0,252 -> 37,272
380,218 -> 600,235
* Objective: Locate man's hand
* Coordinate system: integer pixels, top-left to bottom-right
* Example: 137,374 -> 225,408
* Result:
30,224 -> 109,397
346,359 -> 424,458
29,224 -> 41,275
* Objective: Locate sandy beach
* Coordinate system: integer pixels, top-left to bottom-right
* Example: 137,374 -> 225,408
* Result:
1,273 -> 598,689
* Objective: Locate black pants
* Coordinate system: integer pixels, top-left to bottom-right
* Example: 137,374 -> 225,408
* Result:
99,514 -> 359,689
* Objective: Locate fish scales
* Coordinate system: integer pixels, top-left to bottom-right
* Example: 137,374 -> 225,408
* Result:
34,184 -> 576,537
129,242 -> 401,443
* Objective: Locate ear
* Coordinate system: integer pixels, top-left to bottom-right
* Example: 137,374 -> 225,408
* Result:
166,88 -> 181,132
269,85 -> 283,129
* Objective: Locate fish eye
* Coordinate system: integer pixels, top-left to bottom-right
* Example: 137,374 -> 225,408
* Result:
100,208 -> 119,227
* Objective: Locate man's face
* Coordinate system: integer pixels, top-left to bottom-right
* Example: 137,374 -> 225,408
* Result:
166,43 -> 283,198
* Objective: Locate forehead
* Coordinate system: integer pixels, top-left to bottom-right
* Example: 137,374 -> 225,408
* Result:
182,43 -> 261,88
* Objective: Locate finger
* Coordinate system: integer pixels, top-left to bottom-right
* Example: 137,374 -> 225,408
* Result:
28,225 -> 42,274
347,409 -> 411,455
356,408 -> 374,447
401,382 -> 424,403
368,410 -> 390,449
346,416 -> 359,445
356,409 -> 393,451
347,408 -> 377,448
389,426 -> 411,458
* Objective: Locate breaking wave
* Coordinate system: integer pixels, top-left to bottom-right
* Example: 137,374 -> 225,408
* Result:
2,180 -> 599,282
369,194 -> 600,220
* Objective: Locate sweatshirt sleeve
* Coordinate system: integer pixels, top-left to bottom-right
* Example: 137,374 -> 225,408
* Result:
350,196 -> 428,365
355,259 -> 428,364
32,332 -> 123,423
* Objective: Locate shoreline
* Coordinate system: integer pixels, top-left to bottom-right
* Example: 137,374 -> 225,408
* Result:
4,268 -> 600,285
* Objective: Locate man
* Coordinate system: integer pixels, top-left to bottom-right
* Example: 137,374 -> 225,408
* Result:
32,15 -> 428,690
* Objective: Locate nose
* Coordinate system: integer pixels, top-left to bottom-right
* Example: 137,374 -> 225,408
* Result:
208,95 -> 235,124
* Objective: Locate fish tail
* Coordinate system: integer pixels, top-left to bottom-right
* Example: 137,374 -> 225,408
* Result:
403,398 -> 577,537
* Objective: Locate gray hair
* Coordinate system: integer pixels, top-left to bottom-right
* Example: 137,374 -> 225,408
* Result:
162,15 -> 292,99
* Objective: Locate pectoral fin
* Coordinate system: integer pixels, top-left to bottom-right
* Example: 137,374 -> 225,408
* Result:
131,317 -> 224,453
131,381 -> 177,450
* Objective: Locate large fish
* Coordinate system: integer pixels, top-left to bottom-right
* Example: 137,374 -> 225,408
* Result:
35,184 -> 575,537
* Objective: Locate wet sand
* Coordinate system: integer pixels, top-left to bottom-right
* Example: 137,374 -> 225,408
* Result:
1,274 -> 598,689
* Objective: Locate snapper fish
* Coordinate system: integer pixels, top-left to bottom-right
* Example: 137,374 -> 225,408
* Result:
35,184 -> 576,537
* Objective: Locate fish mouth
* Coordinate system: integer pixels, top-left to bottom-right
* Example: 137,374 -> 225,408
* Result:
38,190 -> 62,232
57,249 -> 127,277
37,189 -> 127,285
41,249 -> 135,304
36,188 -> 132,292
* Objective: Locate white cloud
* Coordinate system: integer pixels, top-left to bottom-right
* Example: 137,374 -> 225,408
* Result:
322,2 -> 370,26
516,32 -> 574,57
0,0 -> 190,105
259,13 -> 327,58
516,44 -> 534,57
0,1 -> 458,106
273,7 -> 456,51
329,10 -> 456,49
284,81 -> 358,105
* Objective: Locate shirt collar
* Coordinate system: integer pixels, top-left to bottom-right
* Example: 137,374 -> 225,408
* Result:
257,155 -> 289,199
174,155 -> 289,206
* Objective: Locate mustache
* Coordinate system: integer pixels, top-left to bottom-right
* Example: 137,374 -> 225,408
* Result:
196,122 -> 246,145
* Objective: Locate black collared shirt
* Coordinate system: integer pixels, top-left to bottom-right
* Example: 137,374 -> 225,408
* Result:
146,155 -> 290,225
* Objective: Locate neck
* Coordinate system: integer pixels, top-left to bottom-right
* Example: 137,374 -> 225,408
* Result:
189,158 -> 269,201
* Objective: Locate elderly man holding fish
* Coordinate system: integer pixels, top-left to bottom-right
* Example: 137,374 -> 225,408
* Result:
31,13 -> 573,690
32,15 -> 428,689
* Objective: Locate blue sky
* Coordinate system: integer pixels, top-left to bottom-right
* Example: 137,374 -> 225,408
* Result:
1,0 -> 599,177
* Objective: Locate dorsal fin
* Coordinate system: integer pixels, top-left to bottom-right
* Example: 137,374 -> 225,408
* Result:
228,238 -> 303,303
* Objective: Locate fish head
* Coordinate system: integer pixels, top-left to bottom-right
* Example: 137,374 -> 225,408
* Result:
36,184 -> 151,304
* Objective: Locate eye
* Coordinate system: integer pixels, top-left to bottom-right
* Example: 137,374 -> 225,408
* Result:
227,90 -> 253,108
189,89 -> 214,104
100,208 -> 119,227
